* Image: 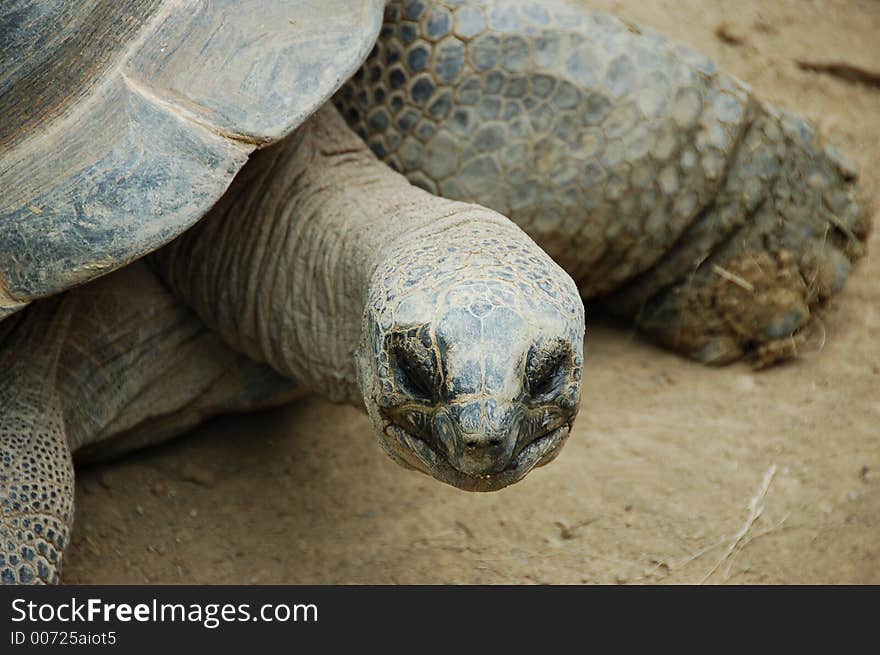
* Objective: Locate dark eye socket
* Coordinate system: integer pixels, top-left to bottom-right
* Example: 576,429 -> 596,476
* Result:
527,342 -> 570,400
391,337 -> 436,400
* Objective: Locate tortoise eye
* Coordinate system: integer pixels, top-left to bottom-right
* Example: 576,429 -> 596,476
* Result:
390,336 -> 436,400
526,341 -> 570,400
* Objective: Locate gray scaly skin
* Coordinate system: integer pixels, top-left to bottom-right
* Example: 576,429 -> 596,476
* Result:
1,263 -> 303,584
0,301 -> 74,584
337,0 -> 870,365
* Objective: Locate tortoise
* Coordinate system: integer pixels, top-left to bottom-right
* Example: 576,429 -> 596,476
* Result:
0,0 -> 868,585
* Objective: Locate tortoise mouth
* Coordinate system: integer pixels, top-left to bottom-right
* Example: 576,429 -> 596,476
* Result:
382,418 -> 571,492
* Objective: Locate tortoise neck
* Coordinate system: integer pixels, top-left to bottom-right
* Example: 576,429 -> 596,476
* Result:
151,105 -> 498,404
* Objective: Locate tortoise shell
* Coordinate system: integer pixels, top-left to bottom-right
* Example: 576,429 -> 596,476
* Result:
0,0 -> 383,319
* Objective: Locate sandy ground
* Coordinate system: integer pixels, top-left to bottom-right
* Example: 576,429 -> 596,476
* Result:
63,0 -> 879,584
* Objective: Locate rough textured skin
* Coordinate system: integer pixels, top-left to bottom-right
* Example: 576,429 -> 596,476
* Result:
153,105 -> 583,491
0,263 -> 300,582
337,0 -> 869,363
0,300 -> 73,585
0,0 -> 383,315
57,263 -> 301,461
357,219 -> 583,490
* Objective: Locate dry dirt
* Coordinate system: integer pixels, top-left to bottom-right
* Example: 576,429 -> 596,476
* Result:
63,0 -> 879,584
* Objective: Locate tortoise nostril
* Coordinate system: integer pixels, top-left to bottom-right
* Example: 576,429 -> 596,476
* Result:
450,431 -> 513,475
463,435 -> 503,450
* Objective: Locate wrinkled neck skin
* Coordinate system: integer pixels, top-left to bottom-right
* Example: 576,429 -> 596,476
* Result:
153,105 -> 584,491
154,106 -> 490,400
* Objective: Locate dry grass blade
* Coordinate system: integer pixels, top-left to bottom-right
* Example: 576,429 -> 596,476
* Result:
796,60 -> 880,89
712,264 -> 755,292
699,464 -> 777,584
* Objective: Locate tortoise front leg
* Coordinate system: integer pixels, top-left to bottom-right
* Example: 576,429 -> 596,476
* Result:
1,263 -> 302,584
0,300 -> 74,585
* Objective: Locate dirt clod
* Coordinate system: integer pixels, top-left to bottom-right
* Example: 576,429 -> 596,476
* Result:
179,463 -> 217,488
715,22 -> 747,46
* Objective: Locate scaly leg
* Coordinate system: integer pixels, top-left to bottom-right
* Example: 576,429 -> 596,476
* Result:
0,299 -> 74,584
1,263 -> 300,584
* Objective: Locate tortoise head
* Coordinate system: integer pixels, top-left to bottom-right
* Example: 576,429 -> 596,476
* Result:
356,221 -> 584,492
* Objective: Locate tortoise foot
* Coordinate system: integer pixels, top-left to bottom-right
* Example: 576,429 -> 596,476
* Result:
607,105 -> 871,366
